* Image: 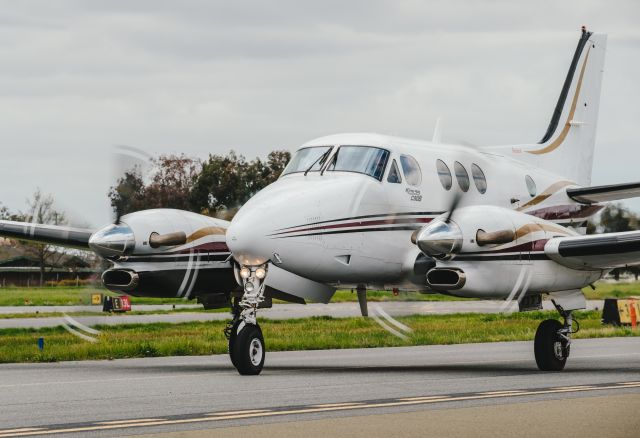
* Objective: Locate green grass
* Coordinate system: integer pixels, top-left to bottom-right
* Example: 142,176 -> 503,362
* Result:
0,307 -> 228,319
0,310 -> 636,364
0,281 -> 638,309
329,290 -> 474,302
583,282 -> 640,300
0,286 -> 187,306
0,286 -> 471,308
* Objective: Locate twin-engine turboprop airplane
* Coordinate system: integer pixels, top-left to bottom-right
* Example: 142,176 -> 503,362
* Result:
2,28 -> 640,375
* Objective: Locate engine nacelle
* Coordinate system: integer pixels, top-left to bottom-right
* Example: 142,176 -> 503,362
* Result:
416,206 -> 602,298
415,205 -> 578,260
92,209 -> 238,299
427,263 -> 601,299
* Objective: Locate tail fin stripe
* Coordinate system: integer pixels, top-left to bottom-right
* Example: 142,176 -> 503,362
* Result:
539,31 -> 592,143
526,46 -> 591,155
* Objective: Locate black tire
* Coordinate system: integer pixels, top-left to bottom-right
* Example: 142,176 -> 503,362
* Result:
227,320 -> 242,368
231,323 -> 265,375
534,319 -> 567,371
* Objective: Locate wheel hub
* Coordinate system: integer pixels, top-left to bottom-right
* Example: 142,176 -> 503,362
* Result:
249,338 -> 263,366
553,341 -> 565,360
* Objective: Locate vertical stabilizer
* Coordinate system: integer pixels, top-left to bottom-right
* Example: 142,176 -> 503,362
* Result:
522,29 -> 607,186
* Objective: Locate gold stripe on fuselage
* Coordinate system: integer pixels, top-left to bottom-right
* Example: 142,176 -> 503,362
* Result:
517,180 -> 575,211
186,226 -> 226,242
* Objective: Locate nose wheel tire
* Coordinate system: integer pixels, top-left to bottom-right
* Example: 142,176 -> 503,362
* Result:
534,319 -> 567,371
230,323 -> 265,375
227,320 -> 242,369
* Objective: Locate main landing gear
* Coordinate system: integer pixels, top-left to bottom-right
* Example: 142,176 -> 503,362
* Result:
534,302 -> 578,371
224,265 -> 268,375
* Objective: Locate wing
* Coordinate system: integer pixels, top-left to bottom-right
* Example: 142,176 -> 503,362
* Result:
0,220 -> 94,250
545,230 -> 640,270
567,181 -> 640,204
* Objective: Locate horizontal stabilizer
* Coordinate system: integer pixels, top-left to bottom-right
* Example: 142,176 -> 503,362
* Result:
0,220 -> 94,249
545,230 -> 640,270
567,182 -> 640,204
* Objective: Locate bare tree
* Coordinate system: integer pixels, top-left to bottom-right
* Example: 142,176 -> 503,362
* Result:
0,202 -> 10,220
20,189 -> 67,286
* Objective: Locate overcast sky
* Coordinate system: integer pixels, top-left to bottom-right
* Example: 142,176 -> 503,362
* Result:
1,0 -> 639,227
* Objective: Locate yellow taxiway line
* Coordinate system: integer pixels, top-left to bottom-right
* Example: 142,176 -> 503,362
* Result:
0,381 -> 638,437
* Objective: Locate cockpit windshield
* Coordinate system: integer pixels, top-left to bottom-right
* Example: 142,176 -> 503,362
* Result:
324,146 -> 389,181
282,146 -> 333,175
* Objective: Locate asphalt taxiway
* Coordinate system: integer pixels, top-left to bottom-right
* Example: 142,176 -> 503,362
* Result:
0,337 -> 638,437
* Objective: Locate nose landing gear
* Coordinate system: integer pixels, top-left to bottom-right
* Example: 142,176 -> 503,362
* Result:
225,264 -> 268,375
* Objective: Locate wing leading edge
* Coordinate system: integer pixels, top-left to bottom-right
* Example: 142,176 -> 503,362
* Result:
0,220 -> 94,250
545,230 -> 640,270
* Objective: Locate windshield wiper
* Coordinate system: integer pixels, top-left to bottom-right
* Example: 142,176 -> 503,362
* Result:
304,147 -> 333,176
321,147 -> 339,176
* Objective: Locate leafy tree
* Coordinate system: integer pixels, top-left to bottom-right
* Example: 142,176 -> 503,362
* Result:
109,154 -> 200,217
108,167 -> 147,218
597,204 -> 640,280
598,203 -> 637,234
109,149 -> 290,219
264,150 -> 291,185
189,150 -> 290,218
144,154 -> 200,211
189,151 -> 247,216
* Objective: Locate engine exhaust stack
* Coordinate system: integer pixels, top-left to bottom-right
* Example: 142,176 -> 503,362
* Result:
102,269 -> 139,292
426,268 -> 466,291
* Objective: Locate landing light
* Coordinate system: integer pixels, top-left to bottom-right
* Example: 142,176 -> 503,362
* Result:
244,282 -> 255,293
240,266 -> 251,279
255,267 -> 266,279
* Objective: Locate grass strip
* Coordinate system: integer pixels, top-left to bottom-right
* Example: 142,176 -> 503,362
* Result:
0,308 -> 227,319
0,287 -> 474,307
0,310 -> 636,364
1,282 -> 639,307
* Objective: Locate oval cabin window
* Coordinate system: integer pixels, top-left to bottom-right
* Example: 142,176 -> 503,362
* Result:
525,175 -> 537,197
400,154 -> 422,186
436,159 -> 452,190
454,161 -> 470,192
471,163 -> 487,194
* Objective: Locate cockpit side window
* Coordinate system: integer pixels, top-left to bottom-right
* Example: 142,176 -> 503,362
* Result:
387,159 -> 402,184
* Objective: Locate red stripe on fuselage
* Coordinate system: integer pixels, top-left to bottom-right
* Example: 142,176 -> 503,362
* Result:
526,204 -> 603,221
458,239 -> 550,255
169,241 -> 229,255
269,217 -> 433,236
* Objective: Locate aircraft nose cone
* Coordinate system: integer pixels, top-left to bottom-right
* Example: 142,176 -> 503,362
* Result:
226,210 -> 274,267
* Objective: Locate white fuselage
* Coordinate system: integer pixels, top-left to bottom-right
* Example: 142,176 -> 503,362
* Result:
226,132 -> 604,297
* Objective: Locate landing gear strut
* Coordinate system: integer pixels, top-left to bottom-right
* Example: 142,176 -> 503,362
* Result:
224,265 -> 268,375
534,302 -> 576,371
